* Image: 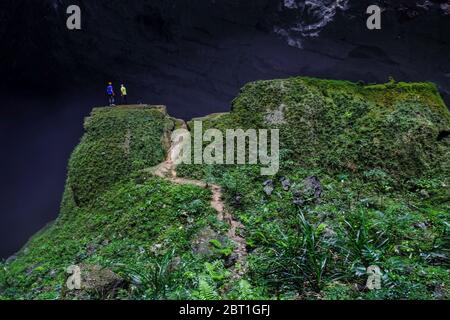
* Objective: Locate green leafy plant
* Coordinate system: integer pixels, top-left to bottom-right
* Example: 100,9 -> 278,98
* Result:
340,208 -> 389,265
118,249 -> 176,300
192,277 -> 221,300
226,279 -> 266,300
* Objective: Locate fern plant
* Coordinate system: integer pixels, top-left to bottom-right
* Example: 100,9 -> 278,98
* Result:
227,279 -> 265,300
192,277 -> 221,300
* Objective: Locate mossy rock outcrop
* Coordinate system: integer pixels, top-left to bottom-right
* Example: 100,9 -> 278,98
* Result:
217,77 -> 450,181
62,106 -> 174,210
1,78 -> 449,300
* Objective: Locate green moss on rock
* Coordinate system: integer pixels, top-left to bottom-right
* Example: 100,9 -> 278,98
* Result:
218,77 -> 450,181
63,106 -> 174,209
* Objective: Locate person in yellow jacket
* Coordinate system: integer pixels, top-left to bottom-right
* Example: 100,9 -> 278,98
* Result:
120,84 -> 128,104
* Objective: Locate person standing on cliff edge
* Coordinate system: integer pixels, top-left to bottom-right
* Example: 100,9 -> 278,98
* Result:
107,82 -> 115,106
120,84 -> 128,105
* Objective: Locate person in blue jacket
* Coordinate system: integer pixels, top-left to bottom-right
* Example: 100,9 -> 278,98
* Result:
107,82 -> 115,106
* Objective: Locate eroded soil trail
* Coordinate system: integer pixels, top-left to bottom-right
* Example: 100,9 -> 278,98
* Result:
154,123 -> 247,280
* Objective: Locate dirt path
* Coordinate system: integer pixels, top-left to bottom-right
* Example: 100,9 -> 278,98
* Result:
154,123 -> 247,280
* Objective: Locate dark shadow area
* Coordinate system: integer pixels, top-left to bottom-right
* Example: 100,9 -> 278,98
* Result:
0,0 -> 449,258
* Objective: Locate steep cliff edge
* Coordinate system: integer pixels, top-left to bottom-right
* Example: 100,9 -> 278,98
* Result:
1,77 -> 449,300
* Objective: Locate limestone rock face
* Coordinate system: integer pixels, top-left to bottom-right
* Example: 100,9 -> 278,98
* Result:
79,264 -> 125,292
303,176 -> 323,201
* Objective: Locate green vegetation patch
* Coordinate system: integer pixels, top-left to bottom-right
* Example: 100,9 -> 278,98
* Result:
63,106 -> 173,209
2,77 -> 449,300
1,177 -> 219,300
176,77 -> 450,299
